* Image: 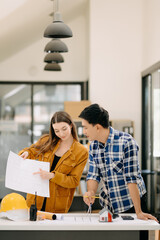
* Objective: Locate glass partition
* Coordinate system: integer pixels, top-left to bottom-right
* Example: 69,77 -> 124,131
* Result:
0,84 -> 31,198
33,84 -> 81,142
142,67 -> 160,213
0,82 -> 85,199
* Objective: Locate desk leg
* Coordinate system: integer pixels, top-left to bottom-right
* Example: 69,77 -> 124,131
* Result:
155,230 -> 160,240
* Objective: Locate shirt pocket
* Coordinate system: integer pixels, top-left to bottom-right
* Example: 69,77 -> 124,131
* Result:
111,159 -> 123,174
59,159 -> 76,174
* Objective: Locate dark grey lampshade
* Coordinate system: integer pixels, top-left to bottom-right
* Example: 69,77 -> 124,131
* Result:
44,12 -> 73,38
44,39 -> 68,53
44,63 -> 61,71
44,53 -> 64,63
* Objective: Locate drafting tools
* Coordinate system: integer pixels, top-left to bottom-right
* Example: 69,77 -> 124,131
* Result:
87,203 -> 92,221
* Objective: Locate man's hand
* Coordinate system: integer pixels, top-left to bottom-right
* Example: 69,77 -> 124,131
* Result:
33,168 -> 54,180
127,183 -> 159,223
83,191 -> 96,206
137,211 -> 159,223
83,180 -> 99,206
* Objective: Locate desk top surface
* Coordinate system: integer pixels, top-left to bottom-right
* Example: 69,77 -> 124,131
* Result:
0,213 -> 159,231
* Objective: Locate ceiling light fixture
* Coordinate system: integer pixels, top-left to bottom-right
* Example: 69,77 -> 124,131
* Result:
44,52 -> 64,63
44,63 -> 61,71
44,0 -> 73,38
44,39 -> 68,53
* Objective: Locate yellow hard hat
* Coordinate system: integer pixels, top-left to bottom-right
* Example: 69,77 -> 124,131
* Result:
0,193 -> 28,213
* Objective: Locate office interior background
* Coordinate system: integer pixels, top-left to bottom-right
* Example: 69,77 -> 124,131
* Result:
0,0 -> 160,215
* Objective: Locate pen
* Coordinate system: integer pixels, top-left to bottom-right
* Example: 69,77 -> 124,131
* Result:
84,196 -> 100,198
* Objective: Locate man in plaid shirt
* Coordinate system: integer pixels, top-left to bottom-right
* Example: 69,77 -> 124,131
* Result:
79,103 -> 157,221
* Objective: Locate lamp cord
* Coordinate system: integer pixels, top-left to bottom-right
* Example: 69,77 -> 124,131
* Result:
55,0 -> 59,12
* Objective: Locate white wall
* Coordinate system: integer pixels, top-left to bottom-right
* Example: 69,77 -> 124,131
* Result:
89,0 -> 144,148
142,0 -> 160,70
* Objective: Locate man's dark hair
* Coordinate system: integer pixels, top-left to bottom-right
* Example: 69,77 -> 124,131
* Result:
79,103 -> 109,128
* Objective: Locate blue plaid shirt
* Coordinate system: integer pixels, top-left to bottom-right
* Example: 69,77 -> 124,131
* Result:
87,127 -> 146,213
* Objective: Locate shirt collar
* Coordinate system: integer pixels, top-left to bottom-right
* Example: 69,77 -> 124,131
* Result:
106,126 -> 114,144
94,126 -> 114,148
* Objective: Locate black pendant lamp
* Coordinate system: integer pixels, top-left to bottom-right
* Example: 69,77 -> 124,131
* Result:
44,0 -> 73,38
44,63 -> 61,71
44,39 -> 68,53
44,52 -> 64,63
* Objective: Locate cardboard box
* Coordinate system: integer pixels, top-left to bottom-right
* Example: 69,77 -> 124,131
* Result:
64,100 -> 91,120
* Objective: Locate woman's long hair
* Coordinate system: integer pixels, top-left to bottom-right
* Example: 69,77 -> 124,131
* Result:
33,111 -> 78,155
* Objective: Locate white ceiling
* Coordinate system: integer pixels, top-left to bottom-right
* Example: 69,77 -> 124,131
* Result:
0,0 -> 27,20
0,0 -> 88,106
0,0 -> 87,62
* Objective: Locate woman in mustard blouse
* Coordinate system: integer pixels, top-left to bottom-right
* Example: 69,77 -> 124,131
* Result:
19,111 -> 88,213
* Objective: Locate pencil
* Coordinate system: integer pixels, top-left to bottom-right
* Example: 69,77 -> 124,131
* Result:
84,196 -> 100,198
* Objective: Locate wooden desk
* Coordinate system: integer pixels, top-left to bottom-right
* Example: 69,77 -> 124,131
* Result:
0,213 -> 159,240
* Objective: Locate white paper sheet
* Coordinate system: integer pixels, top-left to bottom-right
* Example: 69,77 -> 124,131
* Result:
5,151 -> 50,197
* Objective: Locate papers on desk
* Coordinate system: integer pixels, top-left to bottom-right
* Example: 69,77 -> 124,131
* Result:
35,214 -> 159,227
5,151 -> 50,197
38,215 -> 98,224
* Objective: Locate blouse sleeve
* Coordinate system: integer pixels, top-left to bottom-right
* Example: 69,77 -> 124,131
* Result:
18,137 -> 47,159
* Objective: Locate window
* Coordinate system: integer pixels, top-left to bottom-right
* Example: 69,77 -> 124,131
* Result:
142,64 -> 160,213
0,81 -> 88,199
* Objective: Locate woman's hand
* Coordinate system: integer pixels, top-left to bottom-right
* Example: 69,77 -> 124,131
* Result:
33,168 -> 54,180
20,151 -> 29,159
